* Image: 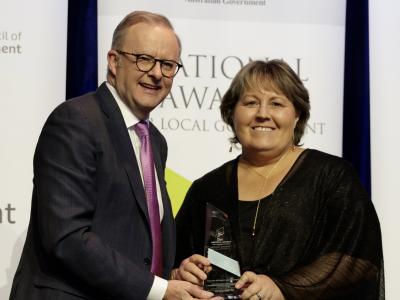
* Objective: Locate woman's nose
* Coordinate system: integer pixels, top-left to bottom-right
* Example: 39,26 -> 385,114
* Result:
256,102 -> 271,119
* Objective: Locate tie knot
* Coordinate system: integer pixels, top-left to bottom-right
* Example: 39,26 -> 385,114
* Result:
134,121 -> 149,138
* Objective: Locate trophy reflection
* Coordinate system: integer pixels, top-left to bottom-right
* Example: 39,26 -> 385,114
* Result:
204,203 -> 241,299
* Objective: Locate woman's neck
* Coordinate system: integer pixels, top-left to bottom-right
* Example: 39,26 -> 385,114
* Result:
241,146 -> 293,167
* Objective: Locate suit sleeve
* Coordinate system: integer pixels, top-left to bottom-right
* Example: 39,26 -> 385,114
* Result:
34,102 -> 154,300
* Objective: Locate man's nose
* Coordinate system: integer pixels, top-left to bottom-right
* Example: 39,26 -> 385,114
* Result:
147,61 -> 163,79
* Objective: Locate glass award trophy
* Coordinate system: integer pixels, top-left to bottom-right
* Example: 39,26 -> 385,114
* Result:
204,203 -> 241,299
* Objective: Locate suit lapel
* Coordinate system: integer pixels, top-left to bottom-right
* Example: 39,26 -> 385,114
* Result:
95,83 -> 150,223
149,125 -> 171,220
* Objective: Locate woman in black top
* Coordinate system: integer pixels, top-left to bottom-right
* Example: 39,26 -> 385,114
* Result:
171,60 -> 384,300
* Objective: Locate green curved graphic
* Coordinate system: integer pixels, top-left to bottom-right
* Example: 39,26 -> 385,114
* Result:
165,168 -> 192,216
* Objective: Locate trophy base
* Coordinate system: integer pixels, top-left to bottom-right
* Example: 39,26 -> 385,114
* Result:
204,279 -> 240,299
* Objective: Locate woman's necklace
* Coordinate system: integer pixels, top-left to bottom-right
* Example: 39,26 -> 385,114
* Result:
241,148 -> 291,236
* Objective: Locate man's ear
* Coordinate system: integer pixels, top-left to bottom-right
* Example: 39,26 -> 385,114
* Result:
107,50 -> 119,76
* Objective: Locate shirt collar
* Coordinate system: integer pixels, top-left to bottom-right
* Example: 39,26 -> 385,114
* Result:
105,82 -> 149,129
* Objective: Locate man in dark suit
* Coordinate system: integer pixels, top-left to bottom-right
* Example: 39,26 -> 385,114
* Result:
9,11 -> 214,300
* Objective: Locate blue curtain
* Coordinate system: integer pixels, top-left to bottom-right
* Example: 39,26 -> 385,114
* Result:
66,0 -> 98,99
343,0 -> 371,194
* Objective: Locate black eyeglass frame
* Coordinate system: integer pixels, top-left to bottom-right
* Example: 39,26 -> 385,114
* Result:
116,50 -> 183,78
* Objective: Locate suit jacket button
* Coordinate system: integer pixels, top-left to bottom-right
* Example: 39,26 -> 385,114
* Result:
144,257 -> 152,265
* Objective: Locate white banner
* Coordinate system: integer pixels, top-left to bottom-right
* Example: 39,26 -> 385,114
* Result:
0,0 -> 68,298
99,0 -> 346,213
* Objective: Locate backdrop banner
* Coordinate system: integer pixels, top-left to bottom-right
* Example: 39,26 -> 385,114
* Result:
98,0 -> 346,213
0,0 -> 68,298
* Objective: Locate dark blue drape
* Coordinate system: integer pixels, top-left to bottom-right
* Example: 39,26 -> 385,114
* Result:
66,0 -> 98,99
343,0 -> 371,194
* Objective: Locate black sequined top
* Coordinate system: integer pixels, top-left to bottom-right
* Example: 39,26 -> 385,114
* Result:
175,149 -> 384,300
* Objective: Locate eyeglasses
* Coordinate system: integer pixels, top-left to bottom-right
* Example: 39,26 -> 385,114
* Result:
116,50 -> 182,78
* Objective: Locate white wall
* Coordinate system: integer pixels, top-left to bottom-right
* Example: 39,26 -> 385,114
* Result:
370,0 -> 400,298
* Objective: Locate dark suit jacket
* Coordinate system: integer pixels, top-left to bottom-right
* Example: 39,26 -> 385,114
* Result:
9,82 -> 175,300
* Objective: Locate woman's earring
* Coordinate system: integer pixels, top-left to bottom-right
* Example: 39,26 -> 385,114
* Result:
291,134 -> 296,151
292,118 -> 299,151
229,142 -> 233,153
